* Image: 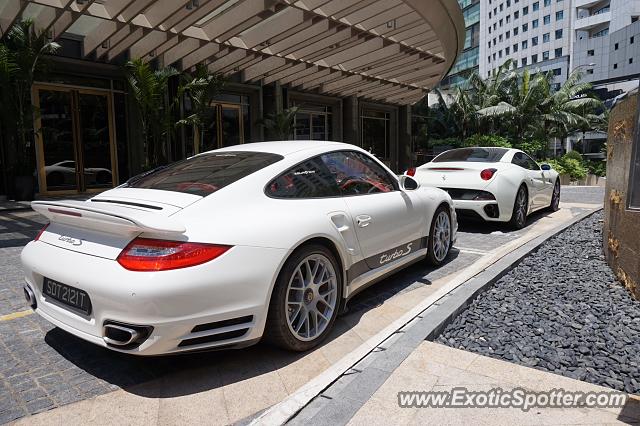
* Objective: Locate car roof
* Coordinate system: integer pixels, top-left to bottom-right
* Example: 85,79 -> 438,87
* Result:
213,140 -> 350,156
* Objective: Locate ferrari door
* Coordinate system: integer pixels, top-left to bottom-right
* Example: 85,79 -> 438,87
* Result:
321,151 -> 427,270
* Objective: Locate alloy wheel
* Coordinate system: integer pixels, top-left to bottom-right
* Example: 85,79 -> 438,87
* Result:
552,181 -> 560,210
285,254 -> 338,342
433,210 -> 451,262
516,187 -> 527,227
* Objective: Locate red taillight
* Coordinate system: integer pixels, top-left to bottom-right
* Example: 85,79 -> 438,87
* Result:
406,167 -> 416,177
480,168 -> 497,181
34,223 -> 49,241
117,238 -> 231,271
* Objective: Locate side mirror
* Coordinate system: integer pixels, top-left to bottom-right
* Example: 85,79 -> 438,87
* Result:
399,175 -> 420,191
541,163 -> 551,171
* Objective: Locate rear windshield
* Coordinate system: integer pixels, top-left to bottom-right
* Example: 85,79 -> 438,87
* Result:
433,148 -> 509,163
123,152 -> 283,196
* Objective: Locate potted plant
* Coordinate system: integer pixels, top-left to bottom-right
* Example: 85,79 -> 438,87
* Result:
1,19 -> 59,200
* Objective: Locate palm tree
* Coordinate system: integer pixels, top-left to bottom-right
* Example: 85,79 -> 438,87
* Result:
177,63 -> 226,151
2,19 -> 59,174
259,106 -> 300,140
125,58 -> 179,168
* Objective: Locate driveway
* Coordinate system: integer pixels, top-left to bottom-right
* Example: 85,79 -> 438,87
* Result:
0,186 -> 604,424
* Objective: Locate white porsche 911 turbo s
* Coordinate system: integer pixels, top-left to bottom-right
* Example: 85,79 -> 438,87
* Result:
406,147 -> 560,229
21,141 -> 456,355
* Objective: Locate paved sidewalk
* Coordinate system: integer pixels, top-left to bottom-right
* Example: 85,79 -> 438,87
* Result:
342,342 -> 640,425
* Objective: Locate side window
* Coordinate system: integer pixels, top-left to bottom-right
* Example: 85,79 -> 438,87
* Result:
267,156 -> 340,198
523,153 -> 540,171
511,152 -> 528,169
321,151 -> 396,196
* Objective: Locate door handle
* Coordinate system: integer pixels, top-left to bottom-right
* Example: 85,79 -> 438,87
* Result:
356,215 -> 372,228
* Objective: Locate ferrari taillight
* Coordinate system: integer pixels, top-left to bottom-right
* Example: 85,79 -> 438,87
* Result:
406,167 -> 416,177
117,238 -> 231,271
34,223 -> 49,241
480,168 -> 497,181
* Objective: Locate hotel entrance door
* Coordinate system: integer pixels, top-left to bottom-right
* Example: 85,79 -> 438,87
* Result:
34,85 -> 117,195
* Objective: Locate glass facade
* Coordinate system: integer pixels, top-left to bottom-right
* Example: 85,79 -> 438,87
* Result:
439,0 -> 480,89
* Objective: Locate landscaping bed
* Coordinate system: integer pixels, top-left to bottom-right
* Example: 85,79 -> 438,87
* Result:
437,210 -> 640,394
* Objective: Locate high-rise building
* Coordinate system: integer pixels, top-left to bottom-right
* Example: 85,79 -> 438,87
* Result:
571,0 -> 640,83
440,0 -> 481,88
480,0 -> 572,88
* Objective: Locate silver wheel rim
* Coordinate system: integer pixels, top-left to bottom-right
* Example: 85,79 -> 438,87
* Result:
552,182 -> 560,208
433,211 -> 451,262
516,188 -> 527,226
285,254 -> 338,342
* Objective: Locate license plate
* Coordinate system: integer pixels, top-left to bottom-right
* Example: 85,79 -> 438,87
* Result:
42,278 -> 92,315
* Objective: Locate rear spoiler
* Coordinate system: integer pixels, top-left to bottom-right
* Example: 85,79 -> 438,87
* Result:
31,200 -> 186,236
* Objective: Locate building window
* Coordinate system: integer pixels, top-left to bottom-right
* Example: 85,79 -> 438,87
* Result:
552,83 -> 561,90
586,69 -> 594,74
488,56 -> 491,63
523,6 -> 528,15
543,51 -> 549,60
543,33 -> 550,42
493,53 -> 497,60
533,1 -> 539,11
631,36 -> 635,44
500,3 -> 504,11
493,23 -> 497,30
533,19 -> 539,28
532,36 -> 539,46
544,0 -> 551,6
615,43 -> 619,50
532,54 -> 538,63
513,43 -> 519,52
499,34 -> 503,42
630,58 -> 634,64
523,23 -> 528,32
553,68 -> 561,76
507,15 -> 511,23
514,27 -> 519,35
506,30 -> 510,38
506,46 -> 511,54
544,15 -> 550,24
294,105 -> 333,141
556,10 -> 563,20
555,29 -> 563,39
515,10 -> 519,19
587,49 -> 594,56
489,27 -> 492,34
500,18 -> 503,27
633,16 -> 639,23
522,40 -> 528,49
489,11 -> 492,18
613,63 -> 618,69
522,57 -> 528,66
555,47 -> 563,57
499,50 -> 503,58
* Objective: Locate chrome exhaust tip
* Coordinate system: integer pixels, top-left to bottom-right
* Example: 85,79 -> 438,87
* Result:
102,323 -> 139,346
23,285 -> 37,309
102,321 -> 153,350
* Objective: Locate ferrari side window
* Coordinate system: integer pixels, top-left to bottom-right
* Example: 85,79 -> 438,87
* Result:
523,153 -> 541,170
321,151 -> 396,196
267,156 -> 340,198
511,152 -> 528,169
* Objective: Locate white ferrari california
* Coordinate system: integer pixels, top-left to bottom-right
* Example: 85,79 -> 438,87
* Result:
21,141 -> 456,355
406,147 -> 560,229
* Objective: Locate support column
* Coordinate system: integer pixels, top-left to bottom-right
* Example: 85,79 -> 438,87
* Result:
343,96 -> 359,147
262,82 -> 283,141
398,105 -> 412,173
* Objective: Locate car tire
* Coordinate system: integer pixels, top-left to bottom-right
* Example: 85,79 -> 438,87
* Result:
265,244 -> 342,352
548,179 -> 560,212
509,185 -> 529,230
426,205 -> 452,266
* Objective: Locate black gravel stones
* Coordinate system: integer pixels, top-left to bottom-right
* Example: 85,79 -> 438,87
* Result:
437,211 -> 640,394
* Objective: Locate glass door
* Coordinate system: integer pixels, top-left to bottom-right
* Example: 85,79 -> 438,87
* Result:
220,104 -> 243,148
34,85 -> 117,195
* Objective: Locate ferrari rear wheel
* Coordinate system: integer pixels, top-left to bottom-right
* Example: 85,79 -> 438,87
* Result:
426,205 -> 452,266
548,180 -> 560,211
265,244 -> 341,351
509,185 -> 529,230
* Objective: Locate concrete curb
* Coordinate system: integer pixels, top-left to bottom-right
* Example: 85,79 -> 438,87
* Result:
251,207 -> 603,426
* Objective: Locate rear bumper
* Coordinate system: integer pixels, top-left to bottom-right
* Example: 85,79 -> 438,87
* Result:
21,240 -> 288,355
452,200 -> 503,222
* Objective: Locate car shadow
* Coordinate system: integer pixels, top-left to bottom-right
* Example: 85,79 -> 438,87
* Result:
457,207 -> 553,234
43,251 -> 461,400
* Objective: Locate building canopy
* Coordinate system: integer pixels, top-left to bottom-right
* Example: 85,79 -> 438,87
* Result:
1,0 -> 465,105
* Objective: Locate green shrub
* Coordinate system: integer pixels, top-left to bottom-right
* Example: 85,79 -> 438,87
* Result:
546,159 -> 565,175
586,160 -> 606,177
515,139 -> 547,159
560,157 -> 587,181
564,150 -> 583,162
463,134 -> 512,148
